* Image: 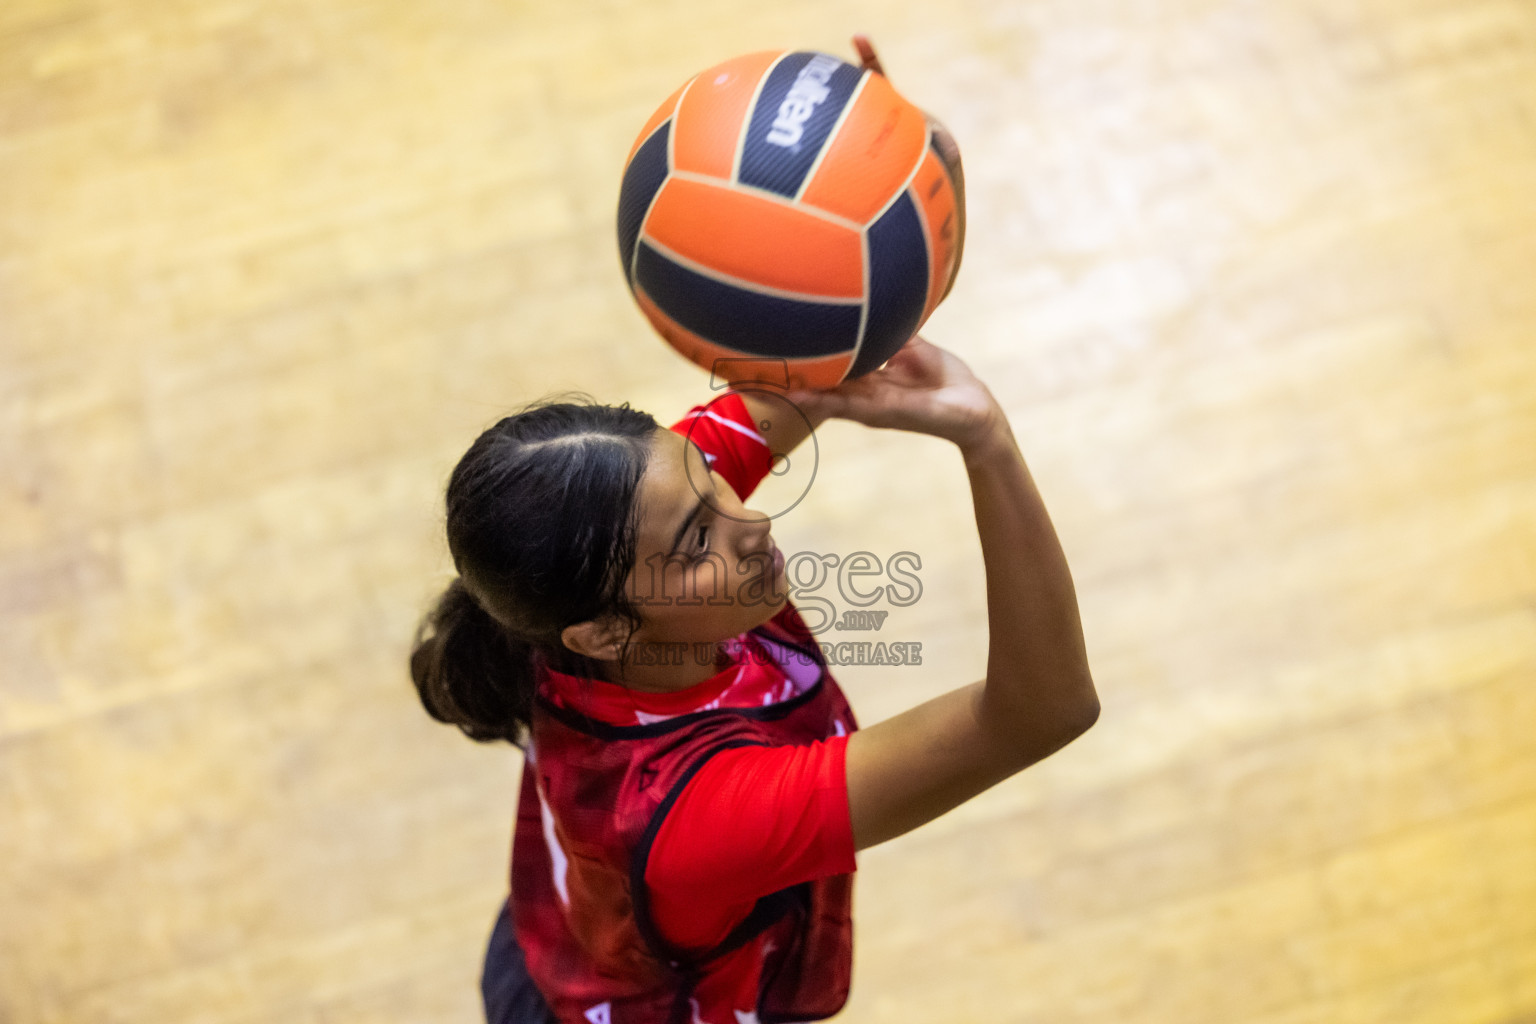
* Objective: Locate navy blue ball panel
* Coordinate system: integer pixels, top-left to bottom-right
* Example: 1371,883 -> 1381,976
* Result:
851,191 -> 929,377
634,242 -> 861,358
617,123 -> 671,283
738,53 -> 863,198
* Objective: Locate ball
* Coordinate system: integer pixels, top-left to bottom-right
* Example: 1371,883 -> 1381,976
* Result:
617,50 -> 962,390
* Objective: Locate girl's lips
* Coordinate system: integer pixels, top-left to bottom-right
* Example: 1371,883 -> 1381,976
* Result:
770,541 -> 785,577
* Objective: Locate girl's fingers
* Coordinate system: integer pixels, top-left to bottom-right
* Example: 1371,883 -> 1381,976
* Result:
851,34 -> 886,76
785,337 -> 992,436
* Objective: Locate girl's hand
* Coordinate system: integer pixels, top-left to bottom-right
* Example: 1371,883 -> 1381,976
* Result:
786,337 -> 1007,453
851,34 -> 887,76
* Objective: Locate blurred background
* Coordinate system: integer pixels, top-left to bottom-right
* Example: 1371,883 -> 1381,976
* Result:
2,0 -> 1533,1021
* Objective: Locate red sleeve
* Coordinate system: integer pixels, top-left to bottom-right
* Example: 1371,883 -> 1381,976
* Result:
668,391 -> 775,502
643,736 -> 856,953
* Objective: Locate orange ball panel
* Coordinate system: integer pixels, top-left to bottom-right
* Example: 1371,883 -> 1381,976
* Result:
910,147 -> 961,320
635,288 -> 855,390
644,178 -> 864,299
672,50 -> 783,180
627,81 -> 688,164
798,73 -> 929,224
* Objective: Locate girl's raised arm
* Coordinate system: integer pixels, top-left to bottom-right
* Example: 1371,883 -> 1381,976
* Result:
788,338 -> 1099,850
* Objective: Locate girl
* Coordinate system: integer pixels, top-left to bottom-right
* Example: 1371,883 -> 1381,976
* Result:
410,334 -> 1099,1023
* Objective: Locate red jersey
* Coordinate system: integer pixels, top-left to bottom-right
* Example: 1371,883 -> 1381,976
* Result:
510,393 -> 859,1024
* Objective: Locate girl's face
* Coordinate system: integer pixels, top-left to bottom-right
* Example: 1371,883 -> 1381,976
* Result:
621,427 -> 788,654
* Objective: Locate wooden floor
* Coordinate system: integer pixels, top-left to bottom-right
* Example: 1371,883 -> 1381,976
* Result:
3,0 -> 1533,1021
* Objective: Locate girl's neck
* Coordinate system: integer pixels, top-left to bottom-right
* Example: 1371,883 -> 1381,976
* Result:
603,640 -> 732,693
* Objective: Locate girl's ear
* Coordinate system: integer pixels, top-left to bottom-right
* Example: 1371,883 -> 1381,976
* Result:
560,616 -> 629,661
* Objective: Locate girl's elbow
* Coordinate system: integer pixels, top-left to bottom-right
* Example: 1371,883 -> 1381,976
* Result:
1045,681 -> 1099,751
1069,692 -> 1101,738
1009,690 -> 1100,769
1067,673 -> 1101,737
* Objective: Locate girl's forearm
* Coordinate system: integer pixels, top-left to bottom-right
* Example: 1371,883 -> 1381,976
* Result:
841,408 -> 1099,850
960,423 -> 1098,754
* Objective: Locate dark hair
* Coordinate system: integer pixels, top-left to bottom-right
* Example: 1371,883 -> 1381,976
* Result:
410,397 -> 661,744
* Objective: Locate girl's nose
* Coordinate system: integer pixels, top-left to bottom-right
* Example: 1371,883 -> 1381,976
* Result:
735,495 -> 770,526
739,506 -> 772,548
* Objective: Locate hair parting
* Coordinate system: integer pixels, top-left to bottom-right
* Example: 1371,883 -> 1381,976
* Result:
409,396 -> 661,744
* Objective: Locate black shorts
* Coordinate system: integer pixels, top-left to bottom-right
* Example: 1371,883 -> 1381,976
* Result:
482,899 -> 557,1024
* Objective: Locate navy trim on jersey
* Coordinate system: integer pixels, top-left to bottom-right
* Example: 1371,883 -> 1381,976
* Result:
534,677 -> 827,741
627,740 -> 803,973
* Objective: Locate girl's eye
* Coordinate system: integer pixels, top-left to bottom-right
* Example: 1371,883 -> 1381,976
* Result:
692,524 -> 710,557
